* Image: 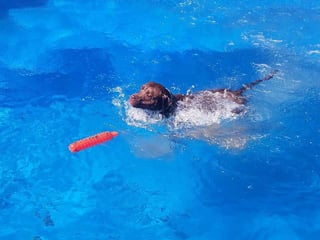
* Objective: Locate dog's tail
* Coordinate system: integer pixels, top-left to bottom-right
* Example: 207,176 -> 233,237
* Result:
234,70 -> 279,95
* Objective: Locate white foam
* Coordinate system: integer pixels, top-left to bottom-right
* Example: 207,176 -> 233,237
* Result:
171,91 -> 245,129
125,104 -> 164,128
307,50 -> 320,55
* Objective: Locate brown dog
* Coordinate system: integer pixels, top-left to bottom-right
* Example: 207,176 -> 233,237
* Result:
129,71 -> 278,117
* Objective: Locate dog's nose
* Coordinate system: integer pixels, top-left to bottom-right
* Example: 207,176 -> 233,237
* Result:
130,94 -> 139,101
129,94 -> 140,106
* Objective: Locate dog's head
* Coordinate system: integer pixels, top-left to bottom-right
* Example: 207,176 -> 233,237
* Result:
129,82 -> 175,116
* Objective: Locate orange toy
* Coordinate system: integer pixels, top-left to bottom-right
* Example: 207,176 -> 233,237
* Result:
69,131 -> 118,153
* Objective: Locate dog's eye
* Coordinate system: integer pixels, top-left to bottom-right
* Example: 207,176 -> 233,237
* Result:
146,91 -> 152,97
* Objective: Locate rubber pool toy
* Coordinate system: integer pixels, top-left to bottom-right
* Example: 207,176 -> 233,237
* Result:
69,131 -> 118,153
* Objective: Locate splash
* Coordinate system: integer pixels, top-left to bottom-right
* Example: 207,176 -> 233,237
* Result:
112,86 -> 245,129
125,104 -> 164,128
110,86 -> 253,149
110,86 -> 164,129
170,91 -> 246,129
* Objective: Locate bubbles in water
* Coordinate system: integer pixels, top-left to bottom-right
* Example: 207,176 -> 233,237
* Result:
129,134 -> 174,159
125,104 -> 164,128
171,91 -> 246,129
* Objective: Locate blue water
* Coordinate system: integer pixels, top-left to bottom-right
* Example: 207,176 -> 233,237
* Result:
1,1 -> 320,239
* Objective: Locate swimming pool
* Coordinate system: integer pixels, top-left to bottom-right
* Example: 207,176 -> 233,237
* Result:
1,0 -> 320,239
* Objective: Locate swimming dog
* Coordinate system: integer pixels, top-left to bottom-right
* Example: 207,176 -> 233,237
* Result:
129,71 -> 278,117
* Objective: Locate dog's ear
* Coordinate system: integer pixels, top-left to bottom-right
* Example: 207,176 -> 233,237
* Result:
160,93 -> 173,117
162,93 -> 172,108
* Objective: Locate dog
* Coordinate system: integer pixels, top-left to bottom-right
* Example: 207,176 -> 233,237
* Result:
129,71 -> 278,118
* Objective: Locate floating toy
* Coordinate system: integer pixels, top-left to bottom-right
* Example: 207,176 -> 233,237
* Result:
69,131 -> 118,153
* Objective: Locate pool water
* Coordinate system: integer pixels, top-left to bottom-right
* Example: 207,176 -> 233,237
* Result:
1,1 -> 320,239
